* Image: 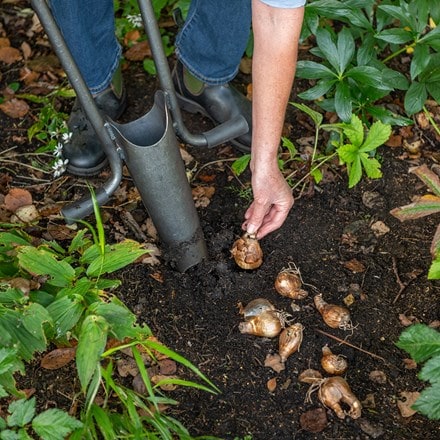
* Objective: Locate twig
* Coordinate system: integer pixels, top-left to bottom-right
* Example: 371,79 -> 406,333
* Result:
392,256 -> 408,304
315,328 -> 396,369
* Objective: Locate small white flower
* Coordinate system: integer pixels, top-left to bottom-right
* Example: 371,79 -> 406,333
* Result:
52,158 -> 69,178
61,131 -> 72,143
53,142 -> 64,157
127,14 -> 143,28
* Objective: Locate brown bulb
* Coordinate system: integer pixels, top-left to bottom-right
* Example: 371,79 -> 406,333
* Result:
239,310 -> 282,338
239,298 -> 275,320
314,294 -> 352,330
231,233 -> 263,270
278,323 -> 304,362
274,264 -> 308,299
320,345 -> 348,375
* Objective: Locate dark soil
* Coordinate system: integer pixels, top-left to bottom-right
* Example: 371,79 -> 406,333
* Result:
1,2 -> 440,439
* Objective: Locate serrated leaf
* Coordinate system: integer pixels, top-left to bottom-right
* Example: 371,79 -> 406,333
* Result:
360,155 -> 382,179
17,247 -> 75,288
7,398 -> 35,428
412,384 -> 440,419
360,120 -> 391,152
338,143 -> 358,164
348,156 -> 363,188
231,154 -> 251,176
32,408 -> 82,440
342,114 -> 364,146
76,315 -> 109,392
419,354 -> 440,384
396,324 -> 440,363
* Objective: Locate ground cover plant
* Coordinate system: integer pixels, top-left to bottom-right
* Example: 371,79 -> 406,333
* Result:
1,0 -> 440,438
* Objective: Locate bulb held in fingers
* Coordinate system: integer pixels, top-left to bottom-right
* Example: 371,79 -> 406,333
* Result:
231,233 -> 263,270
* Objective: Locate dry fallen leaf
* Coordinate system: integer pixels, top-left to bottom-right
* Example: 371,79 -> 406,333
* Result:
299,408 -> 328,433
370,220 -> 390,237
0,46 -> 22,64
116,357 -> 139,378
12,204 -> 40,223
267,377 -> 277,393
192,185 -> 215,208
40,347 -> 76,370
124,40 -> 152,61
264,353 -> 285,373
397,391 -> 420,418
369,370 -> 387,384
399,313 -> 419,327
4,188 -> 33,212
403,358 -> 417,370
158,358 -> 177,375
343,258 -> 366,273
0,98 -> 30,118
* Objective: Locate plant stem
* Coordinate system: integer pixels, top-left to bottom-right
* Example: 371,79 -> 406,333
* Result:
423,105 -> 440,137
383,43 -> 415,64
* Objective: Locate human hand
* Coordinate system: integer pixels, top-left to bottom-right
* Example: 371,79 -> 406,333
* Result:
241,166 -> 294,239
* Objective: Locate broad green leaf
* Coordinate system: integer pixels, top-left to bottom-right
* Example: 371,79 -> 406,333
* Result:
390,198 -> 440,222
346,66 -> 391,90
0,232 -> 30,247
17,247 -> 75,288
428,258 -> 440,280
397,324 -> 440,363
89,405 -> 116,440
337,27 -> 355,73
360,155 -> 382,179
337,143 -> 358,164
7,398 -> 35,428
427,81 -> 440,103
342,114 -> 364,146
68,228 -> 92,254
360,121 -> 391,152
290,102 -> 323,126
297,79 -> 336,100
46,295 -> 84,338
367,106 -> 413,126
334,81 -> 352,122
412,384 -> 440,419
86,240 -> 149,277
316,27 -> 340,73
377,4 -> 411,26
348,156 -> 363,188
404,81 -> 428,115
411,44 -> 430,80
89,297 -> 137,340
419,354 -> 440,384
375,28 -> 413,45
381,67 -> 410,91
231,154 -> 251,176
411,164 -> 440,197
76,314 -> 109,392
311,167 -> 323,184
32,409 -> 83,440
295,60 -> 336,80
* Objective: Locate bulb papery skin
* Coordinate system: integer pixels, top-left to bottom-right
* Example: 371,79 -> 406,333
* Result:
238,310 -> 282,338
321,346 -> 348,375
240,298 -> 275,320
314,294 -> 351,329
318,377 -> 362,419
278,323 -> 304,362
274,271 -> 308,300
231,233 -> 263,270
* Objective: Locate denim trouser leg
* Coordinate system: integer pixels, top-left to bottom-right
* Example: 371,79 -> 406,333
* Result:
48,0 -> 121,94
175,0 -> 252,85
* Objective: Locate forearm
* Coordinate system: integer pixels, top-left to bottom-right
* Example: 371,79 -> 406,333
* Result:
251,0 -> 304,174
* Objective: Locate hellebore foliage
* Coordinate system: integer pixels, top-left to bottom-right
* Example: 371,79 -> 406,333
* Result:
397,324 -> 440,420
297,0 -> 440,123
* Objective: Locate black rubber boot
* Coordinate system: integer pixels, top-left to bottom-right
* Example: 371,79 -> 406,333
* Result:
63,67 -> 126,176
172,60 -> 252,153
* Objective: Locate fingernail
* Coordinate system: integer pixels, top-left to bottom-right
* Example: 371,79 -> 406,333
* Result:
247,224 -> 256,234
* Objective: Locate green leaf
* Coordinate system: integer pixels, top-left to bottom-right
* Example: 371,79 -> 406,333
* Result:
290,102 -> 323,127
337,143 -> 358,164
231,154 -> 251,176
86,240 -> 148,277
411,44 -> 430,80
0,232 -> 30,247
396,324 -> 440,363
426,81 -> 440,103
375,28 -> 413,45
334,81 -> 352,122
17,247 -> 75,288
411,164 -> 440,197
419,354 -> 440,384
342,114 -> 364,146
404,81 -> 428,115
46,295 -> 84,338
76,315 -> 109,392
337,27 -> 355,73
297,78 -> 336,100
346,66 -> 391,90
7,398 -> 35,428
347,155 -> 363,188
316,27 -> 340,73
360,120 -> 391,152
412,384 -> 440,419
428,258 -> 440,280
295,60 -> 336,80
360,155 -> 382,179
32,409 -> 82,440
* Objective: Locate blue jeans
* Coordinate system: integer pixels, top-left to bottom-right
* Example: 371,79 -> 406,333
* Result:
49,0 -> 251,93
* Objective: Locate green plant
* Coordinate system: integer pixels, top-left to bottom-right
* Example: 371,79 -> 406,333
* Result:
390,164 -> 440,279
396,323 -> 440,419
0,189 -> 219,438
297,0 -> 440,123
232,103 -> 391,191
0,396 -> 82,440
